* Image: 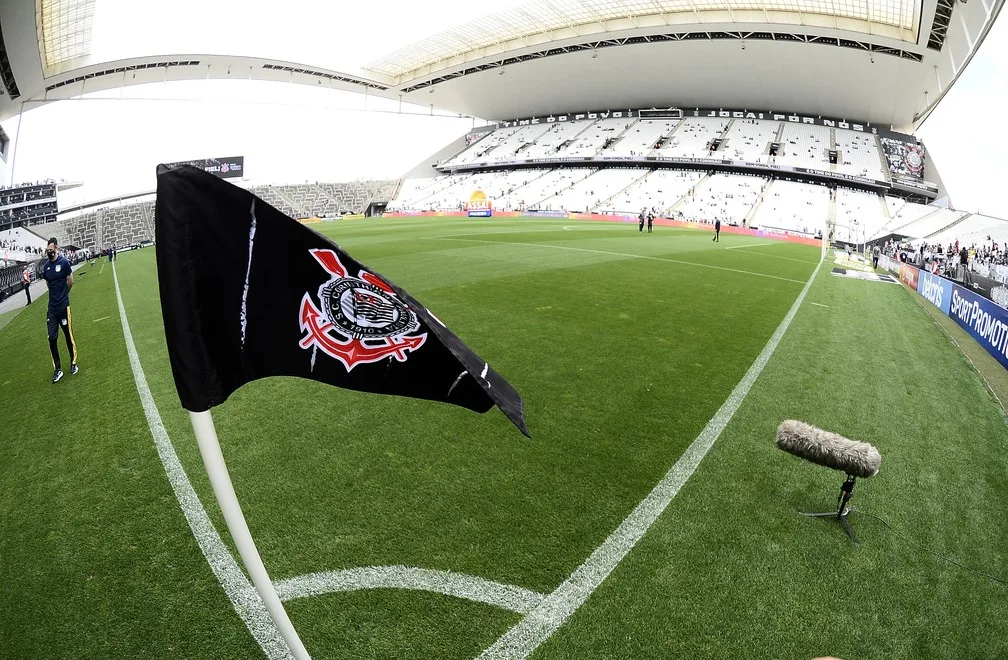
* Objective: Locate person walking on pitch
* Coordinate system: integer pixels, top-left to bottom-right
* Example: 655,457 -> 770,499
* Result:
41,238 -> 78,383
647,211 -> 654,233
638,210 -> 645,233
713,219 -> 721,242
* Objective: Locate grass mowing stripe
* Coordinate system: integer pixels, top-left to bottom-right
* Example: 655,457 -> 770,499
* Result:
275,566 -> 546,614
112,262 -> 293,660
478,256 -> 823,660
721,247 -> 820,265
428,236 -> 806,284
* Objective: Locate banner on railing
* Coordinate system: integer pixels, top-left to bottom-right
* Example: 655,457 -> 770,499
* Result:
948,284 -> 1008,370
916,269 -> 952,315
899,263 -> 919,289
524,210 -> 569,218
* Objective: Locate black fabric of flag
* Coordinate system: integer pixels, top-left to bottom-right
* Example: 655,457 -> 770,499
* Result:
154,165 -> 528,436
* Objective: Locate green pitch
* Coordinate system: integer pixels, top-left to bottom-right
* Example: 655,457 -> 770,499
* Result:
1,217 -> 1006,659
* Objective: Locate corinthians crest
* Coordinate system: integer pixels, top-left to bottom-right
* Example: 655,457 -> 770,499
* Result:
299,248 -> 427,370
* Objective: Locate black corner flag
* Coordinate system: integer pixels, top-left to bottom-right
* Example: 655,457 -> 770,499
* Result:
154,165 -> 528,436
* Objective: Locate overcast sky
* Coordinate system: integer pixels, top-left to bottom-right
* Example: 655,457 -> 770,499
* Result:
917,11 -> 1006,218
2,3 -> 1004,216
2,83 -> 478,204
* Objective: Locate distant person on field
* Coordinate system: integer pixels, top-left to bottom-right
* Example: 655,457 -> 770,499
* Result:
647,211 -> 654,234
713,219 -> 721,242
638,210 -> 645,233
872,244 -> 880,270
42,238 -> 78,383
22,265 -> 31,305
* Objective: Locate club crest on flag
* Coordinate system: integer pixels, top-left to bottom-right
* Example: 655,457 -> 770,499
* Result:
299,248 -> 427,370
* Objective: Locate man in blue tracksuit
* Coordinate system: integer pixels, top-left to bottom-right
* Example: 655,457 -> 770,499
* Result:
41,237 -> 78,383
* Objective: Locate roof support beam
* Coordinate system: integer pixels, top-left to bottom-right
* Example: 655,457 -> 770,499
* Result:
958,10 -> 974,52
649,0 -> 672,25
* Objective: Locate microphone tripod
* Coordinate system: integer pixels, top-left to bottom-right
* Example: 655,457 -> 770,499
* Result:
800,474 -> 859,544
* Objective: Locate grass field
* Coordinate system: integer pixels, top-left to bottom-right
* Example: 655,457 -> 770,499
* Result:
0,306 -> 22,332
1,216 -> 1006,659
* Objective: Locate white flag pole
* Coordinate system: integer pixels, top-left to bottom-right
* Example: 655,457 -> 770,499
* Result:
189,410 -> 311,660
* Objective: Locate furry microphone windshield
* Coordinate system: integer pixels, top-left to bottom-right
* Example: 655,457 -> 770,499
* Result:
775,420 -> 881,478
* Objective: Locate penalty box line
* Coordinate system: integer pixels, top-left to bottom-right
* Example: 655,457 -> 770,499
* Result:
477,257 -> 824,659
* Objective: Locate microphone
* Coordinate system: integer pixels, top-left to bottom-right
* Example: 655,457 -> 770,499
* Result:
776,420 -> 881,479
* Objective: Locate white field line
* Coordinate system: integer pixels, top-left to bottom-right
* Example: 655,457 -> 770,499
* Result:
559,225 -> 637,231
92,315 -> 111,323
810,302 -> 830,308
276,567 -> 546,615
429,236 -> 806,285
112,263 -> 294,660
478,258 -> 823,660
113,262 -> 551,651
724,242 -> 776,250
432,226 -> 617,240
723,247 -> 819,265
99,262 -> 105,275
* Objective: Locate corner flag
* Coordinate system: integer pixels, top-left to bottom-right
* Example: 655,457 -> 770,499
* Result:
154,164 -> 527,435
153,164 -> 528,660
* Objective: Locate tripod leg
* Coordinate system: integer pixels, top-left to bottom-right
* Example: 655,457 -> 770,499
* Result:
838,512 -> 859,545
798,475 -> 860,543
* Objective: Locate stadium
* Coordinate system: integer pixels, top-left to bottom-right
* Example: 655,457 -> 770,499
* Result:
1,0 -> 1006,658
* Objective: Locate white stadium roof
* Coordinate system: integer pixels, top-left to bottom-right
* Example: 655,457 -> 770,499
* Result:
0,0 -> 1002,129
364,0 -> 920,79
36,0 -> 97,76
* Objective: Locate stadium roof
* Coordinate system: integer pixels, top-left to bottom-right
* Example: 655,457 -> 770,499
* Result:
37,0 -> 97,76
0,0 -> 1002,130
364,0 -> 920,80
